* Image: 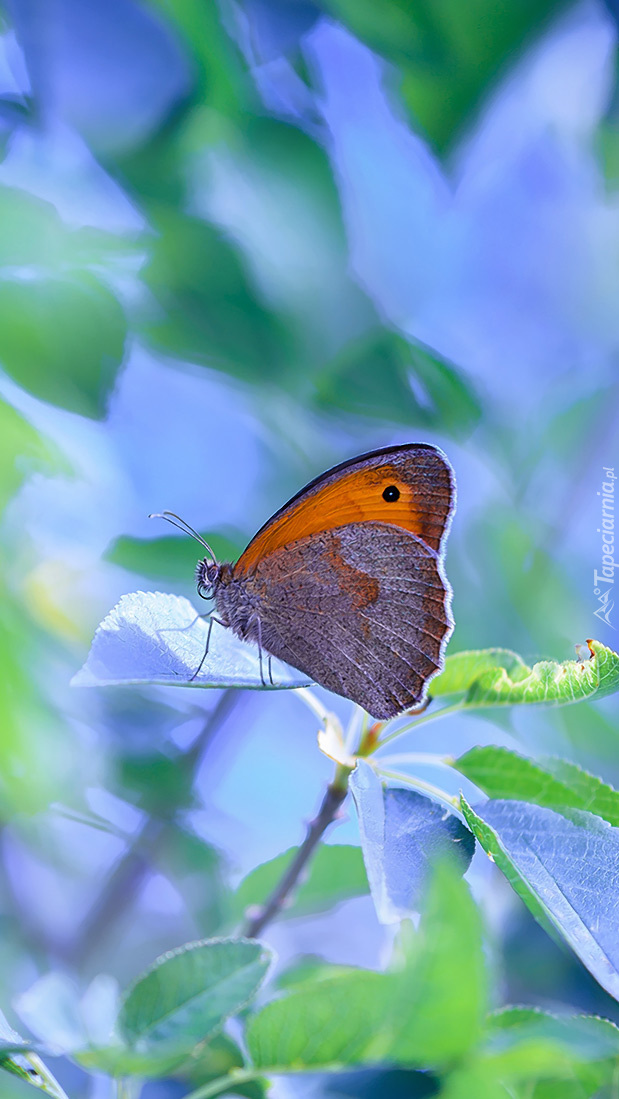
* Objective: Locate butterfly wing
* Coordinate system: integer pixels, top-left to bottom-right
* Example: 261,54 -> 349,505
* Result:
237,520 -> 453,720
235,443 -> 454,574
226,443 -> 455,719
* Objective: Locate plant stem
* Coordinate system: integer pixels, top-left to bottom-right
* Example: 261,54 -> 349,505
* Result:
116,1079 -> 142,1099
374,751 -> 454,768
69,689 -> 238,966
70,815 -> 165,966
375,700 -> 466,750
243,763 -> 350,938
375,766 -> 460,813
295,687 -> 333,724
184,1068 -> 261,1099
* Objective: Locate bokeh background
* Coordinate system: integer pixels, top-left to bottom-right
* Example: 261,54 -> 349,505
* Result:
1,0 -> 619,1095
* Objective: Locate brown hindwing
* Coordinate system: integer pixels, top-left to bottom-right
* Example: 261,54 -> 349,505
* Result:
237,521 -> 453,720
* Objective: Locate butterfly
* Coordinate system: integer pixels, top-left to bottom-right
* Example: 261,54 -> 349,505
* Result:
160,444 -> 454,720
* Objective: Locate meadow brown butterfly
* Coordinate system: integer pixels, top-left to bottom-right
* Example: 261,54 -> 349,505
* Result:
161,444 -> 455,719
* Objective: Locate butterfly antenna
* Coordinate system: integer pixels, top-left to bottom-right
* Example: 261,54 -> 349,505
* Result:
149,511 -> 216,566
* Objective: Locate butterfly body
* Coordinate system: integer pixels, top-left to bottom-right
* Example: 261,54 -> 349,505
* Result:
196,444 -> 455,720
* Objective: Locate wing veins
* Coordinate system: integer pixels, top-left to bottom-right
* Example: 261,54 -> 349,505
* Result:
264,605 -> 413,707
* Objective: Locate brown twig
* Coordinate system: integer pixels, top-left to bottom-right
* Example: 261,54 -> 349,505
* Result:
243,768 -> 350,939
69,689 -> 238,966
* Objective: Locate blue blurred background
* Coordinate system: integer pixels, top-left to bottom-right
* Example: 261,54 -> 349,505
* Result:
0,0 -> 619,1094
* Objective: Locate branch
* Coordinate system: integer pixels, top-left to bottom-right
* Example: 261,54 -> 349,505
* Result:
69,689 -> 238,966
243,768 -> 349,939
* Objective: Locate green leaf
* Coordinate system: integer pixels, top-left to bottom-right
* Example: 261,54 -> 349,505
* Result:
232,845 -> 368,925
315,331 -> 430,425
0,580 -> 69,815
147,0 -> 247,118
437,1063 -> 511,1099
349,760 -> 474,924
314,331 -> 480,438
0,186 -> 135,272
461,797 -> 555,934
0,1008 -> 68,1098
174,1032 -> 266,1099
0,273 -> 126,418
454,747 -> 619,825
0,187 -> 69,269
431,648 -> 530,697
246,861 -> 486,1072
118,752 -> 195,813
487,1007 -> 619,1062
386,860 -> 486,1065
0,1054 -> 69,1099
118,937 -> 272,1058
482,1009 -> 619,1096
156,825 -> 230,935
72,591 -> 310,691
76,1043 -> 190,1080
316,0 -> 570,152
0,397 -> 61,512
439,1009 -> 619,1099
78,1029 -> 265,1087
142,211 -> 290,382
461,798 -> 619,999
0,1054 -> 70,1099
408,340 -> 482,438
247,969 -> 391,1071
275,956 -> 349,992
431,641 -> 619,707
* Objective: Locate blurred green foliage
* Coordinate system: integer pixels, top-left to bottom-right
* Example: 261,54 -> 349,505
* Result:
0,274 -> 126,417
318,0 -> 570,149
0,0 -> 618,1097
105,531 -> 244,582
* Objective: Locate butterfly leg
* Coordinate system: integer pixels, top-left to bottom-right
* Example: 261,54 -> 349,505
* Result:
189,615 -> 225,682
159,609 -> 212,638
268,654 -> 274,686
248,614 -> 269,687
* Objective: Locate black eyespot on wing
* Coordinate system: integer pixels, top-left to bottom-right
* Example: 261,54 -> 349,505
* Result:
382,485 -> 400,502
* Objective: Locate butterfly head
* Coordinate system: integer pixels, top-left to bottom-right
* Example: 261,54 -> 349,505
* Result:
195,557 -> 221,599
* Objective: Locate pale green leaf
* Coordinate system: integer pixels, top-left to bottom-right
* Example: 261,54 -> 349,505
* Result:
488,1007 -> 619,1061
173,1032 -> 266,1099
431,648 -> 529,698
460,797 -> 555,934
72,592 -> 310,691
246,969 -> 391,1071
246,860 -> 486,1072
431,641 -> 619,707
386,861 -> 486,1064
454,747 -> 619,825
461,798 -> 619,999
0,1008 -> 68,1098
232,845 -> 368,925
119,938 -> 272,1057
439,1009 -> 619,1098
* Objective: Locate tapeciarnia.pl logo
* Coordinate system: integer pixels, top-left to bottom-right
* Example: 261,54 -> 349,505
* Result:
593,466 -> 616,629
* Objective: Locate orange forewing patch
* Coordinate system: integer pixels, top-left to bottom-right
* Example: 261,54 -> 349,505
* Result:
236,464 -> 442,574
